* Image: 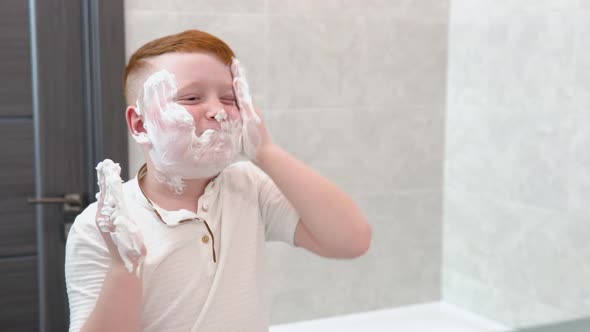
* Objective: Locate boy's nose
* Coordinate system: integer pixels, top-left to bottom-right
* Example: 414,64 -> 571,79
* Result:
204,100 -> 224,120
205,104 -> 223,120
205,108 -> 215,119
205,107 -> 222,120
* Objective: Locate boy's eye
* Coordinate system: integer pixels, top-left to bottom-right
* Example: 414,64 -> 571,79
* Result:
178,96 -> 202,104
221,97 -> 237,103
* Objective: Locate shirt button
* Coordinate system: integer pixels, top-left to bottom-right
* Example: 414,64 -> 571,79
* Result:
202,203 -> 209,212
201,235 -> 210,244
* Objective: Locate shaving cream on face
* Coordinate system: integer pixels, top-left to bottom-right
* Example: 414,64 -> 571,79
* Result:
96,159 -> 145,277
215,108 -> 228,122
132,70 -> 242,193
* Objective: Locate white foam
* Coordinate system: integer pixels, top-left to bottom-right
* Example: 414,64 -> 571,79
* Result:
96,159 -> 145,277
215,108 -> 228,122
231,58 -> 262,160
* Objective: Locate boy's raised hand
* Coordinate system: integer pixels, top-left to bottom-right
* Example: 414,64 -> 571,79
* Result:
231,58 -> 272,162
95,159 -> 147,277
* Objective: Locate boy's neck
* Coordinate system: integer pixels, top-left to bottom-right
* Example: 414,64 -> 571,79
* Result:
139,164 -> 213,213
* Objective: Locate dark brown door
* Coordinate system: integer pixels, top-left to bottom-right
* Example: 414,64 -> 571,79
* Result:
0,1 -> 41,330
0,0 -> 127,331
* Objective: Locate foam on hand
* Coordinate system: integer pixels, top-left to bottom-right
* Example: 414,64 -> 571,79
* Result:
96,159 -> 145,277
231,58 -> 262,161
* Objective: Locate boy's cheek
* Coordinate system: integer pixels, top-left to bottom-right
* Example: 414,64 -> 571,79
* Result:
227,107 -> 241,121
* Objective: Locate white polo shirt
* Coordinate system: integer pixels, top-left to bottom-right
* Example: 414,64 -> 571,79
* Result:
65,161 -> 300,332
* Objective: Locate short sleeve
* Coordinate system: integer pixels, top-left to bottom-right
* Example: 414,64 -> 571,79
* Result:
250,164 -> 300,246
64,202 -> 110,332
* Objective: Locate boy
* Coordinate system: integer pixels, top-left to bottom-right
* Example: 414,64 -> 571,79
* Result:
65,29 -> 371,332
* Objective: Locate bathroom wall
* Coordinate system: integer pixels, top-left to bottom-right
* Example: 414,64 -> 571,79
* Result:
443,0 -> 590,327
124,0 -> 449,324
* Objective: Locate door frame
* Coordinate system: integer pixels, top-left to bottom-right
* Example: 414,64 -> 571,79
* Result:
29,0 -> 127,330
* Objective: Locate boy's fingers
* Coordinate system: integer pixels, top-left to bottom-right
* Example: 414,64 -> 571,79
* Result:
95,174 -> 117,234
230,58 -> 240,78
233,77 -> 245,112
97,175 -> 109,215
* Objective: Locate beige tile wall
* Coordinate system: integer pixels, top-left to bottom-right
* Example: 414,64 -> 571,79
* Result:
443,0 -> 590,328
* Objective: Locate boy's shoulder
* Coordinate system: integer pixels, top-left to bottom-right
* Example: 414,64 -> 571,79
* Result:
73,201 -> 99,228
66,201 -> 103,249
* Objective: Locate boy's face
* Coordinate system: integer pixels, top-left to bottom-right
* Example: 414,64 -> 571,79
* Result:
130,52 -> 245,191
149,52 -> 241,136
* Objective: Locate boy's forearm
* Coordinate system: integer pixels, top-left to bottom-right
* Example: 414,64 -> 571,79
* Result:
255,144 -> 370,255
80,262 -> 143,332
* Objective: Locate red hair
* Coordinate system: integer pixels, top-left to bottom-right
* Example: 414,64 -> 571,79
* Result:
123,29 -> 235,104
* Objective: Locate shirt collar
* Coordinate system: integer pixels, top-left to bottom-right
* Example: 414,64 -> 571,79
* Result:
134,163 -> 220,226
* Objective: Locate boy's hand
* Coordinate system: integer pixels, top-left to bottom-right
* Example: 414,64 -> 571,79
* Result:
231,58 -> 273,162
95,159 -> 147,277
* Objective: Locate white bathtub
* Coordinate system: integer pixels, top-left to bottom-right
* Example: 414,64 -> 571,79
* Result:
270,302 -> 511,332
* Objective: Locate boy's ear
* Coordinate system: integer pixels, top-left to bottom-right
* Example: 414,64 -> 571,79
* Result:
125,106 -> 146,135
